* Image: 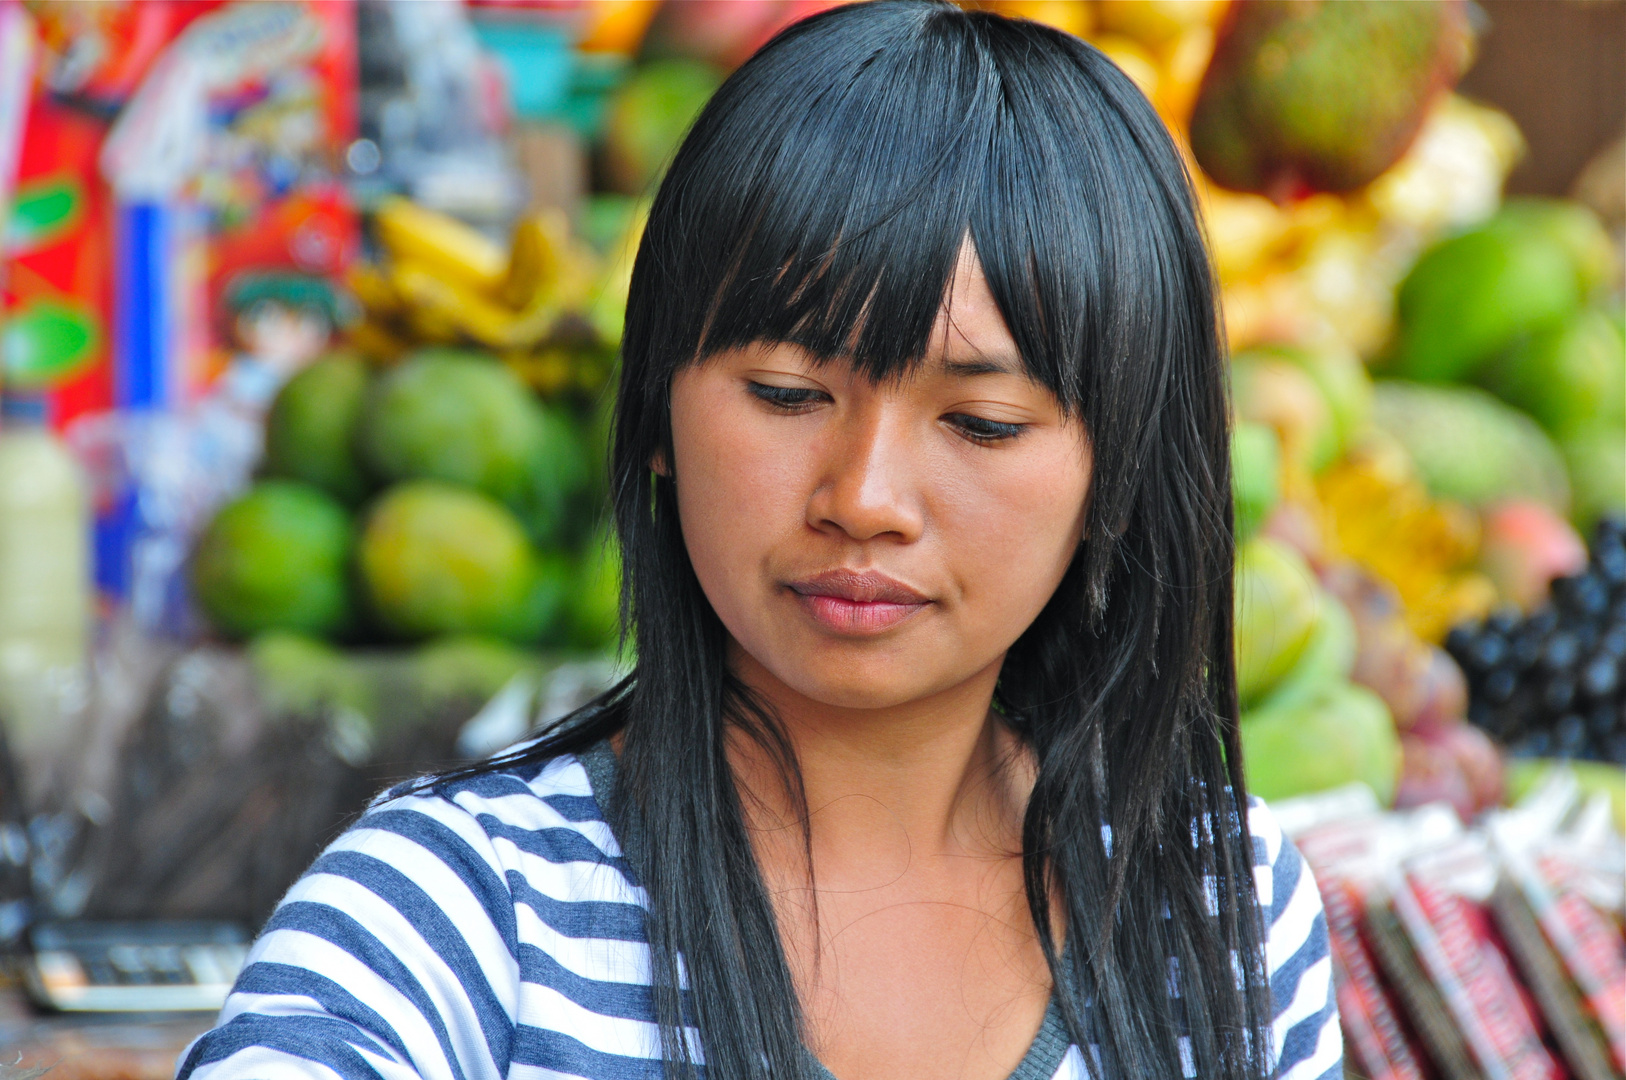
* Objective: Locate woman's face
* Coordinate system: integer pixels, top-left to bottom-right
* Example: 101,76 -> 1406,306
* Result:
668,244 -> 1092,711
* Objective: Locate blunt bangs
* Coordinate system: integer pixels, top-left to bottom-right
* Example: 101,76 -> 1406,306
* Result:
628,0 -> 1211,428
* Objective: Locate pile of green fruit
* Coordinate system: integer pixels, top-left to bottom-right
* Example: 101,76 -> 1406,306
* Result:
1231,417 -> 1395,806
1233,531 -> 1400,807
191,349 -> 621,652
1379,199 -> 1624,531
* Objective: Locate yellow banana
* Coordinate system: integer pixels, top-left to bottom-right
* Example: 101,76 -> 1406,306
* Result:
391,258 -> 564,350
347,318 -> 413,363
347,262 -> 403,318
502,209 -> 572,309
374,197 -> 507,296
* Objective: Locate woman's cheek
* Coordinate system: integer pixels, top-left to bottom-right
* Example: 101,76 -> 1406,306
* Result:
948,444 -> 1088,626
672,389 -> 809,623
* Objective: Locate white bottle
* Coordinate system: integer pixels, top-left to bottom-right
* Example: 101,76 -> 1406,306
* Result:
0,392 -> 91,768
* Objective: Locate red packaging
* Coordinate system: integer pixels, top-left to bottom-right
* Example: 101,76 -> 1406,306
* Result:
195,1 -> 358,336
1393,871 -> 1568,1080
1323,877 -> 1433,1080
3,1 -> 357,426
3,93 -> 116,424
1494,854 -> 1626,1079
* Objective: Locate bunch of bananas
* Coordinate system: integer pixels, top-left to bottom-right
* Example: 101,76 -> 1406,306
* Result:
347,198 -> 613,397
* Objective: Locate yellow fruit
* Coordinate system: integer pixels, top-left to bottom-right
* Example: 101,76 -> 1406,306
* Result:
577,0 -> 660,56
390,260 -> 564,351
1156,26 -> 1215,124
1200,184 -> 1292,283
374,197 -> 507,295
347,263 -> 403,318
1096,0 -> 1228,47
1314,434 -> 1495,642
1235,537 -> 1322,707
968,0 -> 1092,37
503,209 -> 573,309
1091,33 -> 1160,102
346,319 -> 412,364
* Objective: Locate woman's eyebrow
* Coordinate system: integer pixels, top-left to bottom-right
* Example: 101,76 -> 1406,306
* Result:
941,355 -> 1023,377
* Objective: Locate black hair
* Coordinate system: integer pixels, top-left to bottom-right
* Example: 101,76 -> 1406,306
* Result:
456,3 -> 1268,1078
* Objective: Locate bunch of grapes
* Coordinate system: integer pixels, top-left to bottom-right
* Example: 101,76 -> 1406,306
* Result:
1447,517 -> 1626,763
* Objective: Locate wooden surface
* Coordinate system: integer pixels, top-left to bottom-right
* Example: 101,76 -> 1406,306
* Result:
1459,0 -> 1626,196
0,985 -> 212,1080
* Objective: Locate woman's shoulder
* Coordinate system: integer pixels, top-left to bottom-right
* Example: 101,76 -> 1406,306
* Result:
359,740 -> 634,886
1241,795 -> 1316,929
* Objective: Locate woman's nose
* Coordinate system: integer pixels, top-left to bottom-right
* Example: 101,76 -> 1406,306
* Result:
805,407 -> 926,544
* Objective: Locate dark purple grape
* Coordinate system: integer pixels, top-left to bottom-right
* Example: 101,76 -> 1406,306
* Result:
1596,543 -> 1626,587
1601,625 -> 1626,660
1509,630 -> 1545,670
1515,729 -> 1553,757
1543,677 -> 1577,714
1554,714 -> 1589,756
1527,609 -> 1559,637
1573,575 -> 1610,619
1483,669 -> 1518,704
1542,632 -> 1582,674
1579,656 -> 1621,701
1587,704 -> 1620,741
1607,733 -> 1626,766
1467,633 -> 1510,673
1446,624 -> 1478,660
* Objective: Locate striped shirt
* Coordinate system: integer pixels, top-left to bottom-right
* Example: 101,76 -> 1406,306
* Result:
177,741 -> 1343,1080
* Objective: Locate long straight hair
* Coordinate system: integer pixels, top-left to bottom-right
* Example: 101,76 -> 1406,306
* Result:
465,4 -> 1269,1078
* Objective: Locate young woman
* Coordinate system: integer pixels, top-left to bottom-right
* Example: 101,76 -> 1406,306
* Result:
179,4 -> 1340,1079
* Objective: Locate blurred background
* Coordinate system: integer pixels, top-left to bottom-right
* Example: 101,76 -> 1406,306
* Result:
0,1 -> 1621,1076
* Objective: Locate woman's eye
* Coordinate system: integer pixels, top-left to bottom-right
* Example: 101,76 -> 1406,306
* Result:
947,413 -> 1025,443
747,382 -> 826,410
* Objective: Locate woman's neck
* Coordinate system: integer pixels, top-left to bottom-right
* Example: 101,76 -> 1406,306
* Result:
724,642 -> 1031,859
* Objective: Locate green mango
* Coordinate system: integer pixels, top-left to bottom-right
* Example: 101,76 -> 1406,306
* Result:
1496,198 -> 1620,299
1235,537 -> 1321,708
248,631 -> 374,720
264,352 -> 373,505
1388,222 -> 1580,384
358,481 -> 542,643
1241,681 -> 1400,805
1257,341 -> 1374,452
415,635 -> 540,706
1479,307 -> 1625,438
519,407 -> 593,550
1250,593 -> 1358,715
1559,425 -> 1625,533
1231,354 -> 1340,473
193,481 -> 355,639
1232,422 -> 1282,544
1371,381 -> 1570,510
602,59 -> 723,194
360,350 -> 547,511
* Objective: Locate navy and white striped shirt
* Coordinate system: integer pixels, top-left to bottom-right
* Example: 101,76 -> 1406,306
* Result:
177,742 -> 1342,1080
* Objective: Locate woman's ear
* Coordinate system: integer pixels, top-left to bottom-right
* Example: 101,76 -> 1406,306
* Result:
651,450 -> 672,477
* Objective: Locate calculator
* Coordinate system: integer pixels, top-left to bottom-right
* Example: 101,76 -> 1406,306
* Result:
24,920 -> 250,1012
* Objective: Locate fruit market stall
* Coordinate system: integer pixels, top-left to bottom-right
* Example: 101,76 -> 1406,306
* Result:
0,1 -> 1622,1077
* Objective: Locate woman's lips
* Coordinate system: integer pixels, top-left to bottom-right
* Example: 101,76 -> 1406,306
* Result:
785,569 -> 931,635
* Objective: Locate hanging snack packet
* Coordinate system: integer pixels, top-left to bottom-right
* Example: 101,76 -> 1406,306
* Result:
1381,834 -> 1567,1080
